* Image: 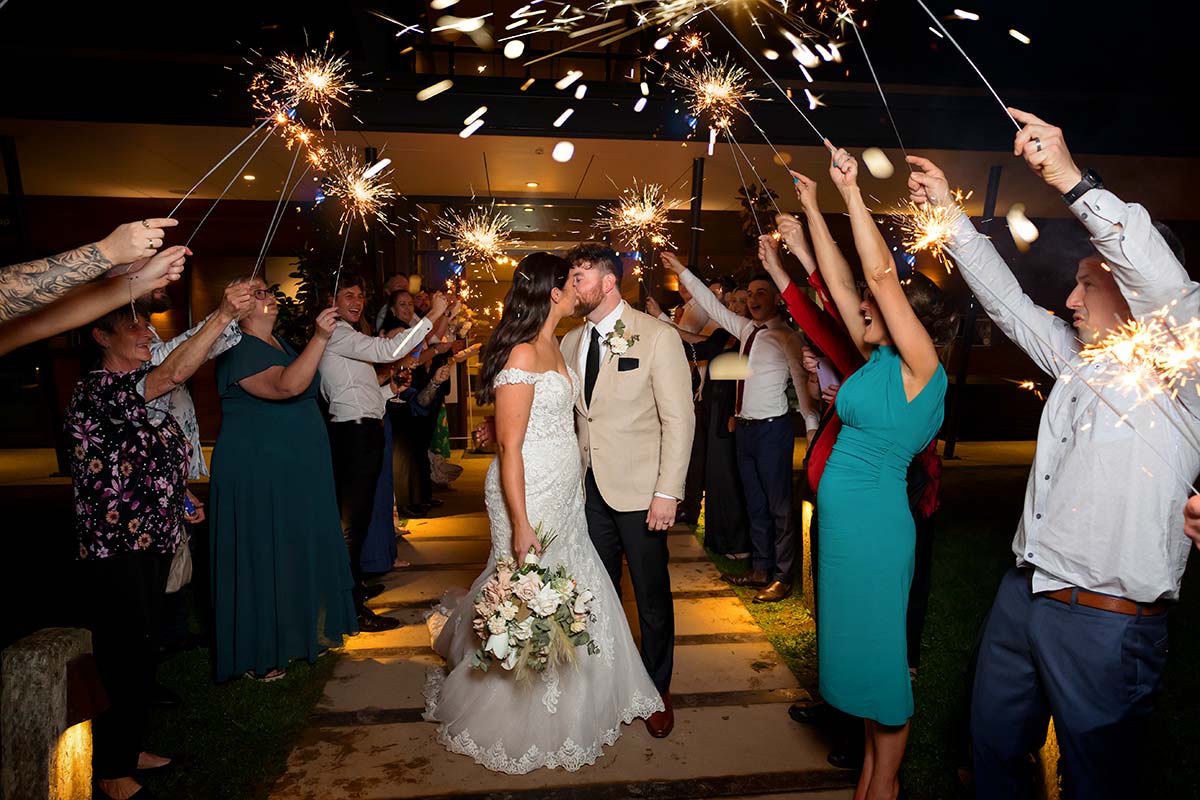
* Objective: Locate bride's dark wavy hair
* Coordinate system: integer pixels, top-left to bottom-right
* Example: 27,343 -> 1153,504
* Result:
476,252 -> 572,405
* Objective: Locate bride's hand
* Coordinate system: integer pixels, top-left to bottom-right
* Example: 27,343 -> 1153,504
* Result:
512,523 -> 542,566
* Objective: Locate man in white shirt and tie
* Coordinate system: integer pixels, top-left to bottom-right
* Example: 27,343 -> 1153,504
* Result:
662,253 -> 819,603
911,109 -> 1200,799
320,274 -> 447,632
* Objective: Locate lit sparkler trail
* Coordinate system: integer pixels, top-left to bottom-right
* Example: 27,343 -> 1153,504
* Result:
267,38 -> 358,128
915,0 -> 1020,129
437,205 -> 519,267
325,145 -> 398,231
672,55 -> 757,131
890,189 -> 972,273
185,127 -> 278,249
594,181 -> 679,250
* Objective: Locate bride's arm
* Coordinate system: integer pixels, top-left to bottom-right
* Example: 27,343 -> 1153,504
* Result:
494,344 -> 542,565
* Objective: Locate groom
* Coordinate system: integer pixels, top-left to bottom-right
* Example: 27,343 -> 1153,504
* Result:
561,244 -> 695,738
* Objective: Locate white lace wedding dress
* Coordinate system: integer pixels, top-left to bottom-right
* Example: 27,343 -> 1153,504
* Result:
423,366 -> 663,774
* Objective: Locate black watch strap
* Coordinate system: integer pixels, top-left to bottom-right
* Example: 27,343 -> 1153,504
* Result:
1062,169 -> 1103,205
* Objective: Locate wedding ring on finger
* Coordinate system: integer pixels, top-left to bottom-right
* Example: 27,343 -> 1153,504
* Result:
141,219 -> 151,228
1034,138 -> 1043,152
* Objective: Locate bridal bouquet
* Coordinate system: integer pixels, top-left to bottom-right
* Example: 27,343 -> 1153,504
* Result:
469,526 -> 600,677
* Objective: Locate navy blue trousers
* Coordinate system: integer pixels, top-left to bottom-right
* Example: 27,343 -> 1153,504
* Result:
734,417 -> 795,583
971,567 -> 1168,800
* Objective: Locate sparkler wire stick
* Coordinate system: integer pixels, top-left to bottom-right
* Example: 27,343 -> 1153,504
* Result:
954,236 -> 1199,495
251,162 -> 314,283
168,117 -> 272,217
706,9 -> 833,152
915,0 -> 1020,130
251,144 -> 303,281
186,127 -> 278,249
725,127 -> 784,218
843,8 -> 912,170
331,221 -> 356,299
726,135 -> 765,238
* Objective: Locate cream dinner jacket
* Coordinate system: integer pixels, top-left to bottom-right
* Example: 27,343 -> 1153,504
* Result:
560,306 -> 695,513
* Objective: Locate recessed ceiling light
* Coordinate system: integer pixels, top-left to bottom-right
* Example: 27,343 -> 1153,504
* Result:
524,207 -> 534,212
243,174 -> 256,181
526,182 -> 539,188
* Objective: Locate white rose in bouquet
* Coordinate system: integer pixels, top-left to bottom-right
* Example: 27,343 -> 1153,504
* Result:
484,631 -> 510,659
499,600 -> 519,621
569,620 -> 586,634
487,615 -> 507,635
514,617 -> 534,641
528,583 -> 563,617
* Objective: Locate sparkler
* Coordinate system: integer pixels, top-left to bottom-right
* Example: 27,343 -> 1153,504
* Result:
594,181 -> 679,250
266,38 -> 358,128
890,189 -> 972,273
325,145 -> 398,231
437,205 -> 519,267
672,56 -> 757,132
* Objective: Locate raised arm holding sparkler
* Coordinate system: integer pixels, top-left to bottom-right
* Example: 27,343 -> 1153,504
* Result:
0,218 -> 177,322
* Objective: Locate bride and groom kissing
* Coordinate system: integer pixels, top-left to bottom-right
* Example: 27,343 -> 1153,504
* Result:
423,245 -> 696,774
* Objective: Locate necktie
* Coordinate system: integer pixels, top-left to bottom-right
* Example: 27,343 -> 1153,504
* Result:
734,324 -> 766,417
585,325 -> 601,406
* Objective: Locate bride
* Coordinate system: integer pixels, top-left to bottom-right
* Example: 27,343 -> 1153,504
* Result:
424,252 -> 663,774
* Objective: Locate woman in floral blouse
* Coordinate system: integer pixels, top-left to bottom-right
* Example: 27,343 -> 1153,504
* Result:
67,282 -> 251,800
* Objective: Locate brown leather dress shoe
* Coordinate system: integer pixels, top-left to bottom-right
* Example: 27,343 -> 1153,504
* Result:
724,570 -> 769,588
754,580 -> 793,603
645,692 -> 674,738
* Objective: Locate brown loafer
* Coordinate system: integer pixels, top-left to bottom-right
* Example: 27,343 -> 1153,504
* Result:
754,580 -> 793,603
724,569 -> 769,588
645,692 -> 674,738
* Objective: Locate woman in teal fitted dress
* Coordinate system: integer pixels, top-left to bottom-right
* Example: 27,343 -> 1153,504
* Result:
794,150 -> 949,800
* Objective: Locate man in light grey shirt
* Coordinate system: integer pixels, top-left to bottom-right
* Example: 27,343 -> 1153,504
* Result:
910,108 -> 1199,799
319,274 -> 446,632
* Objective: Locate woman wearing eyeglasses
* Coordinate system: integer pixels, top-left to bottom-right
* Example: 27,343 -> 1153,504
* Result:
207,277 -> 358,682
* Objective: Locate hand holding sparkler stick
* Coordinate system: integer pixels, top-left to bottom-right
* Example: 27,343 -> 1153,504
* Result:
827,146 -> 861,195
788,172 -> 821,217
774,212 -> 817,274
660,252 -> 687,276
645,296 -> 664,319
905,155 -> 952,208
313,306 -> 340,341
1008,108 -> 1084,195
98,219 -> 179,267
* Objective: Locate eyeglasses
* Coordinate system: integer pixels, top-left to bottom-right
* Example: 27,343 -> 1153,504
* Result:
252,289 -> 273,299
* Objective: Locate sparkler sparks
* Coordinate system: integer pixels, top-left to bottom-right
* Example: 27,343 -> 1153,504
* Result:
671,56 -> 757,131
325,145 -> 398,231
266,39 -> 357,128
890,189 -> 972,273
437,205 -> 519,265
594,181 -> 679,250
1080,317 -> 1200,402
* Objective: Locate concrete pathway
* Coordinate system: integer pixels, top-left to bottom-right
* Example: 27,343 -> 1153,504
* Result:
270,453 -> 855,800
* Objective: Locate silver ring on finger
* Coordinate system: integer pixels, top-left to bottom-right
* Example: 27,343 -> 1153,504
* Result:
141,219 -> 151,228
1034,138 -> 1043,152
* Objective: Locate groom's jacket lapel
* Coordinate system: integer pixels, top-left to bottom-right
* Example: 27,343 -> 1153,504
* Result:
571,325 -> 589,415
589,309 -> 632,409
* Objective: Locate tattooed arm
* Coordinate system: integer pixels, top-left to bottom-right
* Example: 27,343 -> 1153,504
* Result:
0,246 -> 190,357
0,218 -> 177,322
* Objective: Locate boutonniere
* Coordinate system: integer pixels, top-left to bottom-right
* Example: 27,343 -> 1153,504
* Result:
603,320 -> 640,362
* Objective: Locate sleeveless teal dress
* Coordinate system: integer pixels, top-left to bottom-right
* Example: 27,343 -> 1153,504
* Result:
209,334 -> 358,681
816,345 -> 946,725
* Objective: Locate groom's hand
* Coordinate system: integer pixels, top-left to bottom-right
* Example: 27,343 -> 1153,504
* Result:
646,496 -> 677,532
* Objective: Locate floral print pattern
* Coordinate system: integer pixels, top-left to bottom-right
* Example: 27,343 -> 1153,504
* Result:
66,367 -> 190,560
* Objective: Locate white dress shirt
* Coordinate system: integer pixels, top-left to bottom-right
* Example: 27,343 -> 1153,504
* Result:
658,298 -> 714,335
678,270 -> 819,432
147,316 -> 242,479
319,318 -> 431,423
947,188 -> 1200,602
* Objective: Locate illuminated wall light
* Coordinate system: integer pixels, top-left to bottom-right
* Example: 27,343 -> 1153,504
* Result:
828,42 -> 843,63
1009,29 -> 1031,44
520,78 -> 535,91
953,8 -> 980,20
417,79 -> 454,101
503,40 -> 526,59
634,97 -> 647,112
928,26 -> 944,38
242,174 -> 256,181
555,70 -> 582,90
476,65 -> 486,73
654,36 -> 671,50
763,48 -> 779,60
551,141 -> 575,162
574,84 -> 588,99
815,44 -> 833,61
553,108 -> 574,127
362,158 -> 392,179
459,119 -> 484,138
430,0 -> 459,8
640,81 -> 649,96
463,106 -> 487,125
524,207 -> 534,212
526,181 -> 539,188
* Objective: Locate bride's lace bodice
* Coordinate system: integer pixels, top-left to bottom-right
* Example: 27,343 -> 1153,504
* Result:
489,367 -> 578,444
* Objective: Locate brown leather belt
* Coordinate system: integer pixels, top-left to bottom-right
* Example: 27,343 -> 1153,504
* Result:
1029,573 -> 1167,617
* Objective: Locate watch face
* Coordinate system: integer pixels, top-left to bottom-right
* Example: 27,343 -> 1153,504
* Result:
1083,168 -> 1102,187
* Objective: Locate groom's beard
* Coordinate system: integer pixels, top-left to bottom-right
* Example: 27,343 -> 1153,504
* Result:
574,288 -> 603,317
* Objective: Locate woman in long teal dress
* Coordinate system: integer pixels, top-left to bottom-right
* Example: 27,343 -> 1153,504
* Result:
209,280 -> 358,682
797,150 -> 949,800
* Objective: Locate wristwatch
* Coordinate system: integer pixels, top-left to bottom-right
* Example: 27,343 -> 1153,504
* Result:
1062,168 -> 1103,205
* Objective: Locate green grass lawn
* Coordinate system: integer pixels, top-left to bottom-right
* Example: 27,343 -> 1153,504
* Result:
701,465 -> 1200,799
138,647 -> 339,800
